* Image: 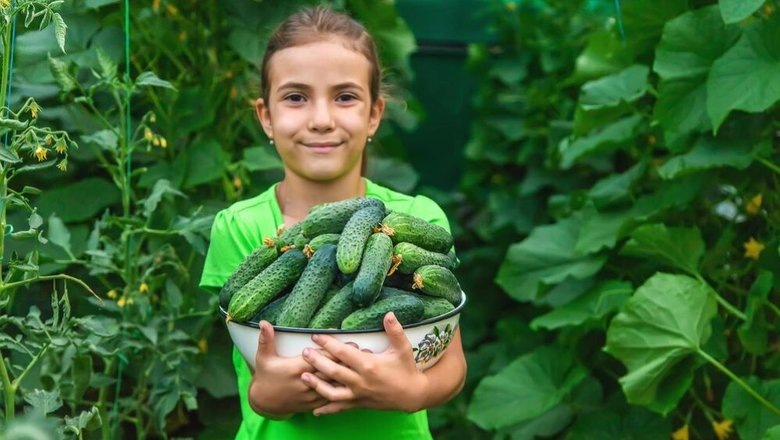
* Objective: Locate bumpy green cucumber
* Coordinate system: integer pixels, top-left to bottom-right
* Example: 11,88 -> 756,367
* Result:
350,233 -> 394,306
309,282 -> 357,329
276,222 -> 305,251
227,249 -> 308,322
249,293 -> 288,325
303,233 -> 340,257
412,265 -> 462,305
341,295 -> 424,330
377,287 -> 455,319
394,242 -> 456,274
219,238 -> 278,310
276,244 -> 339,328
380,212 -> 453,254
301,197 -> 385,238
337,206 -> 386,274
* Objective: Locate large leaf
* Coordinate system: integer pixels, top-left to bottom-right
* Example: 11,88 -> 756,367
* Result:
605,273 -> 717,415
47,214 -> 72,258
579,65 -> 649,110
467,346 -> 587,430
181,138 -> 228,188
657,136 -> 760,179
242,146 -> 283,172
531,281 -> 633,330
620,223 -> 705,277
37,177 -> 120,222
707,17 -> 780,132
720,0 -> 765,24
568,406 -> 670,440
143,179 -> 185,218
496,213 -> 607,302
722,377 -> 780,440
587,161 -> 647,208
653,6 -> 740,148
621,0 -> 689,55
558,114 -> 642,169
737,270 -> 773,355
765,425 -> 780,440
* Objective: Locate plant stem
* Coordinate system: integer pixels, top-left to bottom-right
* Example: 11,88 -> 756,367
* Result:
757,157 -> 780,175
98,358 -> 115,440
0,12 -> 13,119
12,343 -> 50,388
767,301 -> 780,318
697,275 -> 746,321
0,351 -> 15,420
698,350 -> 780,416
0,274 -> 100,301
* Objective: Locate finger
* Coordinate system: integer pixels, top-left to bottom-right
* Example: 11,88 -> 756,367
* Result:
302,347 -> 360,385
311,334 -> 364,366
383,312 -> 411,352
256,321 -> 278,360
301,372 -> 355,402
312,400 -> 355,416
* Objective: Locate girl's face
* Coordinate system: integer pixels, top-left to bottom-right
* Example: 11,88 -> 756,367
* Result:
256,39 -> 384,183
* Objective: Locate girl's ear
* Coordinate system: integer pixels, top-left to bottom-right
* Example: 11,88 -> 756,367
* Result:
367,97 -> 385,137
255,98 -> 274,140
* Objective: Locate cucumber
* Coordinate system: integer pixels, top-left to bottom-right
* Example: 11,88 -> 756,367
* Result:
341,295 -> 424,330
309,282 -> 357,329
219,238 -> 278,310
227,249 -> 308,322
380,212 -> 453,254
377,287 -> 455,319
303,233 -> 340,257
301,197 -> 385,238
276,244 -> 339,328
249,293 -> 288,325
276,222 -> 305,251
350,233 -> 394,307
412,265 -> 462,305
394,242 -> 456,274
337,206 -> 386,274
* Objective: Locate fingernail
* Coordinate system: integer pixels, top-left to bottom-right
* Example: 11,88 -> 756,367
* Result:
387,312 -> 397,323
258,323 -> 265,342
311,334 -> 321,342
303,348 -> 311,357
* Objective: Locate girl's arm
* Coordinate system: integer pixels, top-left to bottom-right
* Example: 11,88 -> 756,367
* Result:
300,312 -> 467,415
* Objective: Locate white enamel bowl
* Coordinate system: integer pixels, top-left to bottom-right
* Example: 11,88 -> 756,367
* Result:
220,291 -> 466,371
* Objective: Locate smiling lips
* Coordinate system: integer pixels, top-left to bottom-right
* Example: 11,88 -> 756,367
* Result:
305,142 -> 342,152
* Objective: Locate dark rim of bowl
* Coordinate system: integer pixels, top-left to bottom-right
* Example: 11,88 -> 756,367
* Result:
218,291 -> 467,334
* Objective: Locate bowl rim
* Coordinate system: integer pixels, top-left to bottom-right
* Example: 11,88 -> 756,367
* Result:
219,290 -> 467,334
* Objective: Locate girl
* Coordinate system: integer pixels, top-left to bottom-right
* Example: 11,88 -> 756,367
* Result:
200,6 -> 467,439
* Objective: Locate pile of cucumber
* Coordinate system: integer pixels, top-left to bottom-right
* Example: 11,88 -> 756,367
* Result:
220,197 -> 462,330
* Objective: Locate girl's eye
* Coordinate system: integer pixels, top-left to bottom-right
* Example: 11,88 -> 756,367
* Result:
336,94 -> 357,103
284,93 -> 306,103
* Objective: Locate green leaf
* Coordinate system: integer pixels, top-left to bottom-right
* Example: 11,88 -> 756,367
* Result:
605,273 -> 717,415
707,17 -> 780,132
85,0 -> 120,8
143,179 -> 185,218
496,213 -> 607,302
37,178 -> 120,222
0,146 -> 22,163
621,0 -> 690,56
24,389 -> 63,416
657,136 -> 759,179
497,405 -> 573,440
620,224 -> 705,277
531,281 -> 633,330
182,138 -> 227,188
134,71 -> 177,91
722,377 -> 780,440
366,156 -> 419,194
96,47 -> 117,79
579,64 -> 649,110
81,129 -> 118,153
64,407 -> 102,434
720,0 -> 765,24
52,13 -> 67,54
47,213 -> 72,257
242,146 -> 283,172
737,270 -> 772,354
71,355 -> 92,405
48,55 -> 77,93
587,161 -> 648,208
653,6 -> 740,148
558,114 -> 642,169
573,30 -> 632,81
28,210 -> 43,229
467,346 -> 587,429
568,407 -> 671,439
764,425 -> 780,440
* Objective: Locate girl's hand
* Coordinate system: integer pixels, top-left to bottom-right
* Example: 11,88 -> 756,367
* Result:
300,312 -> 430,416
248,321 -> 335,419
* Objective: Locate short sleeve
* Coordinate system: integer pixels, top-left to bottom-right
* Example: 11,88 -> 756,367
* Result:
409,194 -> 452,234
199,210 -> 255,294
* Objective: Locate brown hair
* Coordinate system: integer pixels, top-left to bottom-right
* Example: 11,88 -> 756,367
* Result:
260,5 -> 383,105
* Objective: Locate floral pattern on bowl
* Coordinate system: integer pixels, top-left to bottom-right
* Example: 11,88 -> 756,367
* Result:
413,323 -> 455,365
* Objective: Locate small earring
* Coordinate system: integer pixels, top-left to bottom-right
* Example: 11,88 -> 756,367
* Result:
269,139 -> 274,145
367,136 -> 373,143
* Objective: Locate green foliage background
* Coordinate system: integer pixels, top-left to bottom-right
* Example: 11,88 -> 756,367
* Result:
1,0 -> 779,438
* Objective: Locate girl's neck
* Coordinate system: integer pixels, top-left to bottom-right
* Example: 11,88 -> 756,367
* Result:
276,172 -> 366,225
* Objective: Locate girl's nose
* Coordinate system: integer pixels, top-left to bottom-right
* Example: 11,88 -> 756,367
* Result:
308,100 -> 335,132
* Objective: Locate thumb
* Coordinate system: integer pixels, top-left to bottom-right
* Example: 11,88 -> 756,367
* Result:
383,312 -> 410,352
256,320 -> 278,361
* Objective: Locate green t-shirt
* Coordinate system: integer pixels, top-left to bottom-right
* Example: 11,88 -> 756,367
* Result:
200,178 -> 451,440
